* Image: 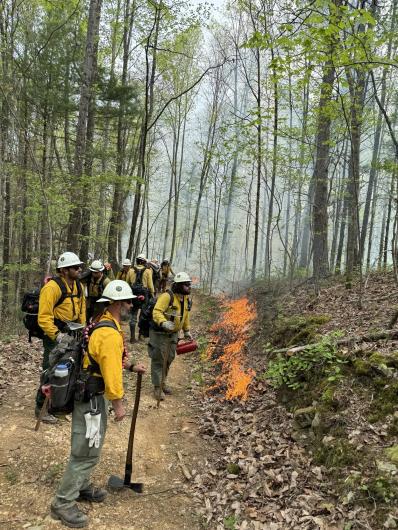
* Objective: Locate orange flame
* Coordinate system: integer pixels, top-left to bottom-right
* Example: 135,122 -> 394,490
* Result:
206,297 -> 256,400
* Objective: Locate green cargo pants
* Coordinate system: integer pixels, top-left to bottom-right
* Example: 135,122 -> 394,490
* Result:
148,329 -> 178,387
36,335 -> 57,408
52,396 -> 107,509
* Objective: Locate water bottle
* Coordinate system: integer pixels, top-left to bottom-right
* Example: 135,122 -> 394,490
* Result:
54,363 -> 69,378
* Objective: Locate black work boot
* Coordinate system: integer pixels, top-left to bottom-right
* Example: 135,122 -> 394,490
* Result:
78,484 -> 107,503
50,503 -> 88,528
163,384 -> 172,395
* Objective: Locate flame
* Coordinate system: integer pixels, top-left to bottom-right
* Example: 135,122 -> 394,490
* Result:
206,297 -> 256,400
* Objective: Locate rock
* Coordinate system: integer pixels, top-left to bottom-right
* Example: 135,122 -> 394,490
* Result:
293,406 -> 316,429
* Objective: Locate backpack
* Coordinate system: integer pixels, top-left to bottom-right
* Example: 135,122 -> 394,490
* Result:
131,266 -> 149,304
21,277 -> 83,342
148,263 -> 161,282
138,290 -> 173,338
43,321 -> 118,414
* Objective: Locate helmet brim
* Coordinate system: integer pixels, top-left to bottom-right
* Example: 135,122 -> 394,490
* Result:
96,295 -> 137,303
89,267 -> 104,272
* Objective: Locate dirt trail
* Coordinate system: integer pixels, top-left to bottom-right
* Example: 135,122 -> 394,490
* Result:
0,318 -> 209,530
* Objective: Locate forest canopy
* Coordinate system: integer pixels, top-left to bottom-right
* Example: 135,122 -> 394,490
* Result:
0,0 -> 397,319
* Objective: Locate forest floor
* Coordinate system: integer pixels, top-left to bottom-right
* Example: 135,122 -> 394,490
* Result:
2,275 -> 398,530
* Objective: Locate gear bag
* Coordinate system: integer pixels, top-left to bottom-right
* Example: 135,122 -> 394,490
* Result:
21,277 -> 83,342
131,266 -> 149,307
138,290 -> 173,338
42,321 -> 118,414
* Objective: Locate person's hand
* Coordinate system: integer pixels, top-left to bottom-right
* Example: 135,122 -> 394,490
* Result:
184,330 -> 193,340
104,262 -> 112,270
137,295 -> 145,302
112,399 -> 126,421
122,351 -> 130,369
131,363 -> 146,374
162,321 -> 175,332
56,332 -> 67,344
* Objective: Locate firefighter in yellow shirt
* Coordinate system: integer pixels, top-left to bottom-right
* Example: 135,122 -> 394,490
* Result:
149,271 -> 192,400
36,252 -> 86,424
129,254 -> 155,342
81,260 -> 111,322
116,258 -> 134,283
159,259 -> 174,292
50,280 -> 146,529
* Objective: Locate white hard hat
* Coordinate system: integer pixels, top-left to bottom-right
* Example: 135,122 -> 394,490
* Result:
97,280 -> 136,302
122,258 -> 132,266
136,254 -> 147,261
89,260 -> 104,272
57,252 -> 83,269
173,271 -> 191,283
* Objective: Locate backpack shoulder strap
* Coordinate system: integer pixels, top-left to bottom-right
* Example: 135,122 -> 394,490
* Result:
86,321 -> 119,374
52,277 -> 68,308
166,289 -> 173,307
90,321 -> 118,333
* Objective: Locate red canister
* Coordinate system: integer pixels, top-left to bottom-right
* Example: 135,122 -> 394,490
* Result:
176,340 -> 198,355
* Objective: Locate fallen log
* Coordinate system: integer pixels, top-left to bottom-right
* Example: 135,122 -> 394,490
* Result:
266,329 -> 398,356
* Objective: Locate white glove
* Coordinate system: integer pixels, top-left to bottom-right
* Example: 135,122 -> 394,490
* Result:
184,330 -> 192,340
56,332 -> 67,344
162,321 -> 175,332
84,412 -> 101,448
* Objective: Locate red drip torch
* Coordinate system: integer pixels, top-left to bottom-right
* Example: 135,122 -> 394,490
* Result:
176,340 -> 198,355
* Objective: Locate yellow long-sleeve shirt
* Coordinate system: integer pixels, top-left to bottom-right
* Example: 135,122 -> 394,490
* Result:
84,311 -> 124,401
116,269 -> 134,284
130,265 -> 155,296
38,277 -> 86,340
160,264 -> 174,278
85,275 -> 110,298
152,292 -> 190,332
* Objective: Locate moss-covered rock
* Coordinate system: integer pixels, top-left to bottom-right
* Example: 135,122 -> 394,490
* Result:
353,359 -> 372,376
369,353 -> 394,377
272,314 -> 331,347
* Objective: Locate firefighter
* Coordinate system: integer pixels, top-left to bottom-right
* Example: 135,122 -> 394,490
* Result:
148,271 -> 192,400
81,260 -> 110,322
50,280 -> 146,528
36,252 -> 86,424
116,258 -> 134,283
159,259 -> 174,292
129,254 -> 155,342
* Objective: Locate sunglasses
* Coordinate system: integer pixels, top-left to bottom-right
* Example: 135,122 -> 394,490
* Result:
69,265 -> 82,271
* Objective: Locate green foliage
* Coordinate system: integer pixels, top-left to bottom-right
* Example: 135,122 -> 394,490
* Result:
264,336 -> 346,390
223,515 -> 238,530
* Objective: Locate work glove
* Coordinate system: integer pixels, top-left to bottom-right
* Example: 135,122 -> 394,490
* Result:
84,411 -> 101,448
162,321 -> 175,332
184,330 -> 193,341
56,332 -> 67,344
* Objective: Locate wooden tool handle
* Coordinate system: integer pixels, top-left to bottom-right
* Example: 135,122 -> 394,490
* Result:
34,395 -> 49,432
124,372 -> 142,484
